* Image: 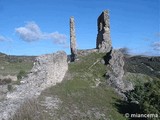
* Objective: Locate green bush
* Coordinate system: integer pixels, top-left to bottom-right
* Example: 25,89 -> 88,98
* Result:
17,70 -> 27,80
126,79 -> 160,115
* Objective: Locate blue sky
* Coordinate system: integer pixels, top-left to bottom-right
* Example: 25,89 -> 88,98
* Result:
0,0 -> 159,56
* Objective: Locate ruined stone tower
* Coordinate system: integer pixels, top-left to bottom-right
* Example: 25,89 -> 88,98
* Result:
70,17 -> 77,62
96,10 -> 112,53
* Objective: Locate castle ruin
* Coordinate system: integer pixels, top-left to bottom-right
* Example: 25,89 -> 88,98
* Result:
96,10 -> 112,53
70,10 -> 112,57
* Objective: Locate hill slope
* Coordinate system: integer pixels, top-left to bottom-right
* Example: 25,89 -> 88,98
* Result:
1,52 -> 160,120
124,55 -> 160,86
0,52 -> 35,75
124,55 -> 160,77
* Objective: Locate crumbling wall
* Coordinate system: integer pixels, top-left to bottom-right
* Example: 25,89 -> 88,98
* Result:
0,51 -> 68,120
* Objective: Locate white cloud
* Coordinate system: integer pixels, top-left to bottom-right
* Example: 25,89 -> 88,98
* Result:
0,35 -> 11,42
152,42 -> 160,51
15,22 -> 42,42
15,22 -> 67,44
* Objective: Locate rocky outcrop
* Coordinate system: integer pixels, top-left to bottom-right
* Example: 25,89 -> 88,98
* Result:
96,10 -> 112,53
0,51 -> 68,120
106,50 -> 133,95
70,17 -> 77,62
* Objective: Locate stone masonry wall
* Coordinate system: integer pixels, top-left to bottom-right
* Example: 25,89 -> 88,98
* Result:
96,10 -> 112,53
70,17 -> 77,61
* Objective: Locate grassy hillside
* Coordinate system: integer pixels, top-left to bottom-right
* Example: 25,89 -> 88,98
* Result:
7,52 -> 160,120
12,52 -> 127,120
0,53 -> 35,75
124,55 -> 160,88
124,55 -> 160,78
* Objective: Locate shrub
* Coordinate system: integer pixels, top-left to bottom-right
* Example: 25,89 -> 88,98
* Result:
126,79 -> 160,115
17,70 -> 27,80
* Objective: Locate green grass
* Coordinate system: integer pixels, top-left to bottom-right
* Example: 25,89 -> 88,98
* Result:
69,52 -> 107,82
0,54 -> 34,76
0,61 -> 33,76
0,57 -> 33,85
41,81 -> 126,120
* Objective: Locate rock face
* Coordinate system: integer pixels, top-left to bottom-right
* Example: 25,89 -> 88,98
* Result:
96,10 -> 112,53
0,51 -> 68,120
106,50 -> 133,95
70,17 -> 77,62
